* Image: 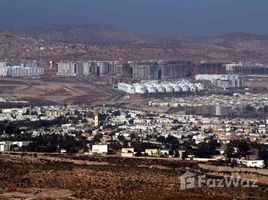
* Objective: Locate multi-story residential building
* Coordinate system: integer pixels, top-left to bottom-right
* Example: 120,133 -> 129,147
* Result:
195,74 -> 245,89
192,63 -> 226,76
131,61 -> 191,80
0,61 -> 44,77
0,66 -> 8,76
6,66 -> 44,77
57,61 -> 79,76
82,62 -> 90,76
0,61 -> 7,68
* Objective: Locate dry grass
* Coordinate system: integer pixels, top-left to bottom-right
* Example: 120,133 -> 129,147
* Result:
0,154 -> 267,200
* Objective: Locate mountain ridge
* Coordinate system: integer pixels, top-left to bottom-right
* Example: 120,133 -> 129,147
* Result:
5,24 -> 147,44
1,24 -> 268,63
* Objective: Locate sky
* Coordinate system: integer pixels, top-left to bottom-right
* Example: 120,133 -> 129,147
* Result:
0,0 -> 267,37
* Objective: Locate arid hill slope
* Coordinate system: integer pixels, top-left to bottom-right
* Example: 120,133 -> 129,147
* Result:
1,25 -> 268,63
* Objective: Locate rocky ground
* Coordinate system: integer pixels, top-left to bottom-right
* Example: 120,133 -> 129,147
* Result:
0,153 -> 268,200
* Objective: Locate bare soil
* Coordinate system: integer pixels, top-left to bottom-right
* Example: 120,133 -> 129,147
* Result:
0,153 -> 267,200
0,77 -> 118,105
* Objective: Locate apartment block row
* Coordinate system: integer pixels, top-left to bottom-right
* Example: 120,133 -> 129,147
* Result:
57,61 -> 118,77
57,60 -> 226,80
0,61 -> 44,77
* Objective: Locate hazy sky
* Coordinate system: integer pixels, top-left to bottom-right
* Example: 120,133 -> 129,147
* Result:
0,0 -> 267,36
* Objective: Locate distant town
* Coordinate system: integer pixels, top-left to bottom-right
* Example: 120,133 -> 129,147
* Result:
2,0 -> 268,198
0,59 -> 268,170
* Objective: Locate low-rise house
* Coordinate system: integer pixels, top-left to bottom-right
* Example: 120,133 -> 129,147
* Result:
0,141 -> 30,152
121,151 -> 134,157
0,141 -> 12,152
121,148 -> 134,153
235,159 -> 265,168
121,152 -> 134,157
92,144 -> 108,154
242,160 -> 265,168
145,149 -> 159,157
12,141 -> 31,148
160,150 -> 169,157
60,149 -> 67,154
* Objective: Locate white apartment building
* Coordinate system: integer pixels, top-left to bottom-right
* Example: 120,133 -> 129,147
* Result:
195,74 -> 245,89
0,64 -> 44,77
0,61 -> 7,68
7,66 -> 44,77
0,67 -> 8,76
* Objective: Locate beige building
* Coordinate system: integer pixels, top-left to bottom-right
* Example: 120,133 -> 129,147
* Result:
57,62 -> 78,76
